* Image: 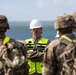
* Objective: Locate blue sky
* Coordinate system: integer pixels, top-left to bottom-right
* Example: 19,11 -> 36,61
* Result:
0,0 -> 76,21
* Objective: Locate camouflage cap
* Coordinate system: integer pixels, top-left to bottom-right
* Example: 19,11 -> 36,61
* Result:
72,12 -> 76,22
54,14 -> 75,30
0,15 -> 9,29
71,12 -> 76,32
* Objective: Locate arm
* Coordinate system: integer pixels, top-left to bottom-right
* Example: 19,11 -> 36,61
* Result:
42,43 -> 54,75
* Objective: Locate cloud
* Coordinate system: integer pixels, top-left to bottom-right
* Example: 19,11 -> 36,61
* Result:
0,0 -> 76,21
7,4 -> 14,9
0,3 -> 16,13
5,4 -> 15,11
37,0 -> 45,7
52,0 -> 76,6
37,0 -> 51,8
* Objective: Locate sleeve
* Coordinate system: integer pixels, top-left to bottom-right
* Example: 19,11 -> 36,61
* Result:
42,43 -> 55,75
4,40 -> 27,68
18,41 -> 27,57
15,41 -> 29,75
13,41 -> 28,67
1,39 -> 29,75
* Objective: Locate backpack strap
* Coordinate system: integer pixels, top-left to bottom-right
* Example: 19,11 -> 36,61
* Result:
3,36 -> 10,44
59,42 -> 75,59
61,35 -> 73,43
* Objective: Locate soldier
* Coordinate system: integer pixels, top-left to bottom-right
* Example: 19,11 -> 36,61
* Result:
42,14 -> 76,75
0,15 -> 29,75
25,19 -> 50,75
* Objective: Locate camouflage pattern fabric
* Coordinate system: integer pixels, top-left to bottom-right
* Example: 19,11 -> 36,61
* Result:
54,14 -> 75,30
72,12 -> 76,22
71,12 -> 76,32
0,38 -> 29,75
0,15 -> 9,29
42,33 -> 76,75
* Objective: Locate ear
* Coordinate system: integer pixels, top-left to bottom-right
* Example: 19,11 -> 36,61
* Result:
41,27 -> 42,30
41,27 -> 42,34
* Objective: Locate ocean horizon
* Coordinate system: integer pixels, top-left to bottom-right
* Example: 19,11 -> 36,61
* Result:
6,21 -> 76,41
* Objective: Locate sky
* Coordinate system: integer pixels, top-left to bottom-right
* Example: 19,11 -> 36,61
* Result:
0,0 -> 76,21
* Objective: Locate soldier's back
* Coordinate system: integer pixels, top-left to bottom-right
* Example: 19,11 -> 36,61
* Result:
53,35 -> 76,75
0,37 -> 29,75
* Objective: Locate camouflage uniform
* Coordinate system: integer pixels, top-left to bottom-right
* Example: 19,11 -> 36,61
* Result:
0,15 -> 29,75
42,14 -> 76,75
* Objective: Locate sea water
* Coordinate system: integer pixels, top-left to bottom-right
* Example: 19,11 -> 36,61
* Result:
5,21 -> 67,41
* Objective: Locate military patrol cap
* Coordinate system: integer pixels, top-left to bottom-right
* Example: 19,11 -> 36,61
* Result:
72,12 -> 76,32
0,15 -> 9,29
54,14 -> 75,30
72,12 -> 76,22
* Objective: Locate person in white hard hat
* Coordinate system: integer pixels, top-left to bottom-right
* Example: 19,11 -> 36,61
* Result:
29,19 -> 43,40
25,19 -> 50,75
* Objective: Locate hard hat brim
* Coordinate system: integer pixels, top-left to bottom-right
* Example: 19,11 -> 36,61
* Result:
30,26 -> 42,29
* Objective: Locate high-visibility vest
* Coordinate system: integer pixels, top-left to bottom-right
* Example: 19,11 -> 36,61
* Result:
3,36 -> 10,44
25,37 -> 49,74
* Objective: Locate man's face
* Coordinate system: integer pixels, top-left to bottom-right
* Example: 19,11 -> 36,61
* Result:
30,27 -> 42,38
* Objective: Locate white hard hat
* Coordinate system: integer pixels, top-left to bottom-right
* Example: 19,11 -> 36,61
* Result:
55,31 -> 60,38
30,19 -> 42,29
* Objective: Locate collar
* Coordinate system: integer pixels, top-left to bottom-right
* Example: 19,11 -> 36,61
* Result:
32,37 -> 42,43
